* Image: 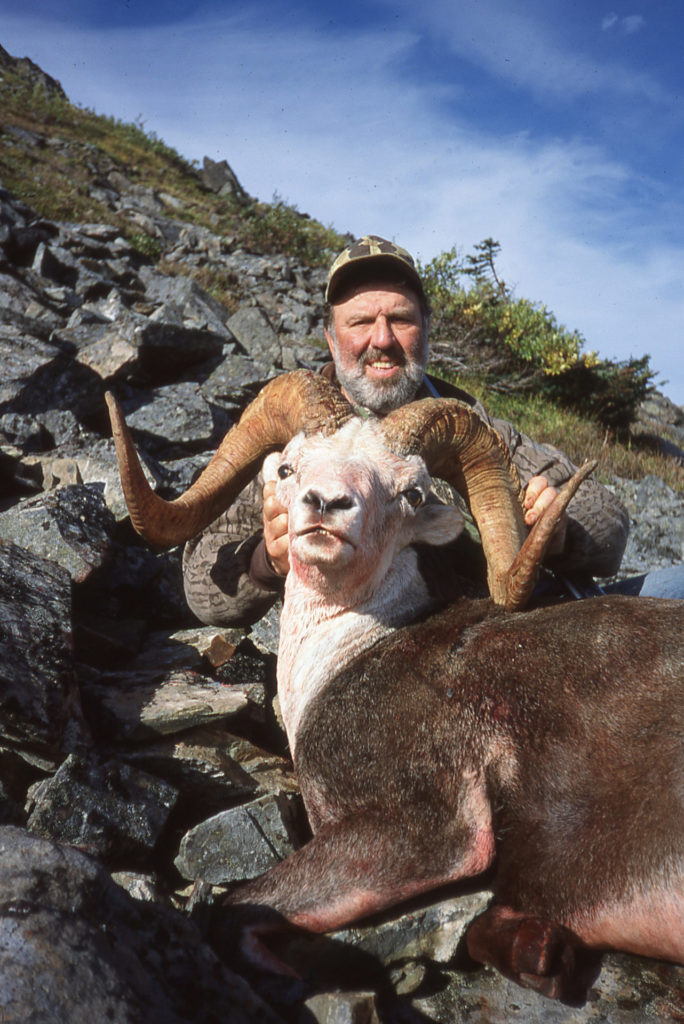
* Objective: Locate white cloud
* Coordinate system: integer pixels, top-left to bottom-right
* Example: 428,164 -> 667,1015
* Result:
601,12 -> 645,35
378,0 -> 663,104
2,7 -> 683,402
602,13 -> 619,30
622,15 -> 645,34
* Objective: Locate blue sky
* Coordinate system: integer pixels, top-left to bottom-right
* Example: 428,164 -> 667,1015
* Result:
4,0 -> 684,404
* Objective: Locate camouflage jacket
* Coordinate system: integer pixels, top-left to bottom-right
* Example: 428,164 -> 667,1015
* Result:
182,366 -> 629,626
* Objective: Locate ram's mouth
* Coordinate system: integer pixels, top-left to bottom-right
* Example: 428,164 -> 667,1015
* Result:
296,524 -> 354,546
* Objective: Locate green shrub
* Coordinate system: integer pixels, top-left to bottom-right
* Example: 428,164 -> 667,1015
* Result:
420,240 -> 656,433
238,194 -> 347,267
494,298 -> 584,373
128,231 -> 163,261
541,354 -> 654,437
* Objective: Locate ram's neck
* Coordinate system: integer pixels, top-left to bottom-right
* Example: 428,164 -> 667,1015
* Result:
277,547 -> 433,755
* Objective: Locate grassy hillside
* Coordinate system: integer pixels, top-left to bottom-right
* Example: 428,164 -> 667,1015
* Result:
0,45 -> 345,266
1,45 -> 681,493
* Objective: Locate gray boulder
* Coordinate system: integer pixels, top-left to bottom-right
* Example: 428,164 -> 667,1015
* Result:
0,540 -> 86,755
0,825 -> 284,1024
26,754 -> 178,861
175,791 -> 303,884
0,482 -> 116,582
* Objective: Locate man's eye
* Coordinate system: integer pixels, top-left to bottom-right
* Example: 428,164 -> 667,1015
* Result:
403,487 -> 424,508
278,464 -> 293,479
391,316 -> 416,327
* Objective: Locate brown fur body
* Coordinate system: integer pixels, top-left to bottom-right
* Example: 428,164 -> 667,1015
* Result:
231,594 -> 684,999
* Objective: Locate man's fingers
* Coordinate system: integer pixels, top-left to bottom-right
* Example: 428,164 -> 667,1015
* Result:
264,483 -> 288,529
264,495 -> 287,526
524,478 -> 558,526
263,479 -> 290,574
524,475 -> 549,509
263,479 -> 279,509
266,513 -> 289,544
524,481 -> 568,554
265,528 -> 290,575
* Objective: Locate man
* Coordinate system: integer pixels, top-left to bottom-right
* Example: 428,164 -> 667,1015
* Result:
182,235 -> 673,627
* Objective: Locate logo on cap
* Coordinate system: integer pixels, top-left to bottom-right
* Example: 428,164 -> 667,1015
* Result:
326,235 -> 423,302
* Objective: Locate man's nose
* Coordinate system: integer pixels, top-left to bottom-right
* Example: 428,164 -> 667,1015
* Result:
370,315 -> 395,348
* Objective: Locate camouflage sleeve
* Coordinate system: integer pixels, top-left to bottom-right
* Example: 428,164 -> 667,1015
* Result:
181,475 -> 283,627
488,413 -> 629,577
429,377 -> 628,575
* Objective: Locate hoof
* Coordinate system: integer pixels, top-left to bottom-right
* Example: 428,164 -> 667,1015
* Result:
466,905 -> 601,1005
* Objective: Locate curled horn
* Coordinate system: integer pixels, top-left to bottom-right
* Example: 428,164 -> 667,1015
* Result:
106,370 -> 354,549
379,399 -> 595,610
505,458 -> 597,609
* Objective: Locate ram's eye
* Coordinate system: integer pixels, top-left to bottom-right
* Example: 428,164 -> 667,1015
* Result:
403,487 -> 424,508
277,463 -> 293,479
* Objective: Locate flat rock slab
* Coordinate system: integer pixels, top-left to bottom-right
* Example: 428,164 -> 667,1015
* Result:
0,336 -> 104,422
334,890 -> 492,967
82,668 -> 258,741
277,890 -> 492,992
128,317 -> 226,379
227,305 -> 281,368
128,624 -> 247,673
117,381 -> 229,457
122,725 -> 297,819
138,265 -> 235,338
199,352 -> 269,410
175,791 -> 302,884
304,991 -> 380,1024
0,329 -> 63,404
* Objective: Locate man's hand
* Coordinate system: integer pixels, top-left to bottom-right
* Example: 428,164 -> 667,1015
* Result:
523,475 -> 568,556
263,480 -> 290,576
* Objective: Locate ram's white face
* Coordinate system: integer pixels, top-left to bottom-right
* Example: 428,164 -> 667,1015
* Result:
264,419 -> 464,601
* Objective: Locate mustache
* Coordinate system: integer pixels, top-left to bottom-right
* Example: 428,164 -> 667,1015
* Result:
359,347 -> 406,369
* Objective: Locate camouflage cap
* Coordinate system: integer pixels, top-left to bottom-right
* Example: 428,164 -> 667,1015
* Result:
325,234 -> 426,305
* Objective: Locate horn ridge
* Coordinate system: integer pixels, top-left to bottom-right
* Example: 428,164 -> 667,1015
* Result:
107,370 -> 354,549
380,398 -> 527,607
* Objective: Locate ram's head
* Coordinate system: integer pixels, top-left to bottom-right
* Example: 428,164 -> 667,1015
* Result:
262,419 -> 463,605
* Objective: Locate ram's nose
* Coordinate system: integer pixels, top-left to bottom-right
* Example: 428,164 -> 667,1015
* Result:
301,489 -> 354,515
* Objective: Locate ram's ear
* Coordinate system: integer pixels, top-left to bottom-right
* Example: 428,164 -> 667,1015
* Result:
411,503 -> 465,546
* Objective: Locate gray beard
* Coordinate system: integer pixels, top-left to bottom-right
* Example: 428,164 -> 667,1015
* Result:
334,351 -> 427,415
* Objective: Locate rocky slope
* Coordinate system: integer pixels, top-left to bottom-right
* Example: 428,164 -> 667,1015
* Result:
1,44 -> 683,1024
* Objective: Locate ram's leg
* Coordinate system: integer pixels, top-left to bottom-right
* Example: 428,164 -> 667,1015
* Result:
223,808 -> 491,974
466,904 -> 601,1005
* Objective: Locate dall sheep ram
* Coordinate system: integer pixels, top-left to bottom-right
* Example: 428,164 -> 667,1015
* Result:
107,369 -> 684,1002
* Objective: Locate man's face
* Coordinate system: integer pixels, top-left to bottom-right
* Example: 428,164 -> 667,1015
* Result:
325,282 -> 429,415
